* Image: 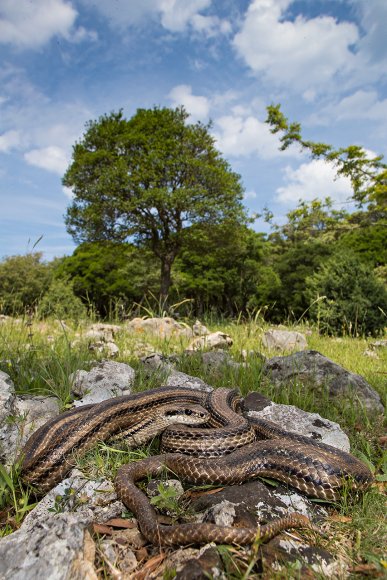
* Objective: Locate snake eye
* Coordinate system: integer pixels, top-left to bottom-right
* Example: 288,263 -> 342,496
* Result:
185,409 -> 192,415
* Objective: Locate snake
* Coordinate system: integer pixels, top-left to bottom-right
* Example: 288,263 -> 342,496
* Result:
20,386 -> 374,546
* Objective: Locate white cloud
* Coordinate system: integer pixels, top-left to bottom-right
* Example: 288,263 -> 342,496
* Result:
244,190 -> 257,200
0,0 -> 91,49
80,0 -> 221,34
62,186 -> 74,199
233,0 -> 358,91
276,159 -> 353,204
331,90 -> 387,122
213,113 -> 298,160
24,146 -> 69,175
168,85 -> 210,121
0,130 -> 21,152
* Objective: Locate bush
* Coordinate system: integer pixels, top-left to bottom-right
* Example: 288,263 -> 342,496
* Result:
38,278 -> 87,321
306,250 -> 387,336
0,253 -> 53,315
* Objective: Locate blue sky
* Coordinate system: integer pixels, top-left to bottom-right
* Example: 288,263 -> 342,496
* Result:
1,0 -> 386,260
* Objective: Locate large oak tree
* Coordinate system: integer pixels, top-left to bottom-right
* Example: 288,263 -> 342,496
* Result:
64,106 -> 246,298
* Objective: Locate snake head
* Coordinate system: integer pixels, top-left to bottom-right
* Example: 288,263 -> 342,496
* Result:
164,404 -> 210,425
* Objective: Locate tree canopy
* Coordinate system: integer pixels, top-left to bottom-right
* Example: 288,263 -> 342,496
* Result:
64,106 -> 246,298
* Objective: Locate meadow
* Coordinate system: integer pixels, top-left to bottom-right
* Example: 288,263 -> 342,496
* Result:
0,315 -> 386,578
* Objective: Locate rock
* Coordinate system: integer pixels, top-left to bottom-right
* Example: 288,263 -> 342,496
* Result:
186,331 -> 233,352
192,320 -> 209,336
71,360 -> 135,406
247,402 -> 350,451
88,340 -> 119,358
0,371 -> 17,464
0,512 -> 89,580
84,323 -> 121,342
263,350 -> 384,413
363,349 -> 379,359
126,317 -> 193,338
21,471 -> 125,533
192,480 -> 327,528
261,535 -> 344,578
176,546 -> 223,580
200,350 -> 242,371
262,329 -> 308,352
370,339 -> 387,349
141,353 -> 213,392
0,372 -> 60,465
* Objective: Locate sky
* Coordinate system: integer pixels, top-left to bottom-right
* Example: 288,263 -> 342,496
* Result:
1,0 -> 387,260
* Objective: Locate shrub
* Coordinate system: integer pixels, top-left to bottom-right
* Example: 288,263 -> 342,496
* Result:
0,253 -> 52,315
38,278 -> 87,321
306,250 -> 387,336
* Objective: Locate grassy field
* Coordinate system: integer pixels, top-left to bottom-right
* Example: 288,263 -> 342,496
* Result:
0,315 -> 386,577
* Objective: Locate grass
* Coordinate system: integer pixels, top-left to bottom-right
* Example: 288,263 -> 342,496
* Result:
0,315 -> 386,577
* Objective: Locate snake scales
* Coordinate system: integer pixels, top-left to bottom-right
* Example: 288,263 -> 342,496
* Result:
20,386 -> 373,546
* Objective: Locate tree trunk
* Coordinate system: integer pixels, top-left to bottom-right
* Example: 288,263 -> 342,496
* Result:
160,256 -> 173,301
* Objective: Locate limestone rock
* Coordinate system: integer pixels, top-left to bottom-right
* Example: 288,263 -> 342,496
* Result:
0,372 -> 59,465
263,350 -> 384,413
71,360 -> 135,406
247,402 -> 350,451
192,320 -> 209,336
141,353 -> 213,392
262,329 -> 308,352
0,512 -> 88,580
83,323 -> 121,342
88,340 -> 119,358
186,331 -> 233,352
126,317 -> 193,338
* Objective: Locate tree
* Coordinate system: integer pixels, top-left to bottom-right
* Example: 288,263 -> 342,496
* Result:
266,104 -> 387,222
38,278 -> 87,321
58,241 -> 159,316
306,250 -> 387,336
64,107 -> 246,299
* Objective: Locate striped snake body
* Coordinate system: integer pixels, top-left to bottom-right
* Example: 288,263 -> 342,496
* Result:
20,386 -> 374,545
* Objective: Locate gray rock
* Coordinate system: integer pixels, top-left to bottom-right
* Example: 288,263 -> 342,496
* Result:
200,350 -> 242,371
192,320 -> 209,336
0,512 -> 87,580
83,323 -> 121,342
71,360 -> 135,406
22,470 -> 124,534
0,371 -> 17,464
88,340 -> 119,358
263,350 -> 384,413
248,402 -> 350,451
0,372 -> 59,465
186,331 -> 233,352
141,353 -> 213,392
262,329 -> 308,352
126,317 -> 193,338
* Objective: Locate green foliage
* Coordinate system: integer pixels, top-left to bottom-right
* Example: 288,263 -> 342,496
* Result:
38,278 -> 87,321
58,241 -> 159,317
64,106 -> 246,297
0,253 -> 53,315
173,223 -> 273,315
270,240 -> 333,321
306,250 -> 387,336
266,104 -> 387,216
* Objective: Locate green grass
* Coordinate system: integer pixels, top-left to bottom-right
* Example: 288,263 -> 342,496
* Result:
0,315 -> 386,576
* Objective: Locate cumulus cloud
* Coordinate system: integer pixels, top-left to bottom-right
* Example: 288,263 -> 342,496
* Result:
0,130 -> 21,152
24,146 -> 69,175
0,0 -> 95,49
325,90 -> 387,124
213,113 -> 298,160
276,159 -> 353,204
233,0 -> 358,91
168,85 -> 210,121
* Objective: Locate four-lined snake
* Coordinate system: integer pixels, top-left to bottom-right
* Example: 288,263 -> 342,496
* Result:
20,386 -> 374,546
